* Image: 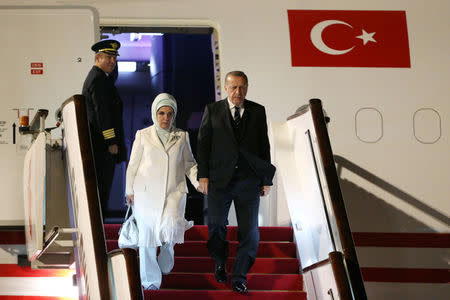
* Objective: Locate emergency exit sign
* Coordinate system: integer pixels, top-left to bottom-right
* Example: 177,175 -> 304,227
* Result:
30,62 -> 43,75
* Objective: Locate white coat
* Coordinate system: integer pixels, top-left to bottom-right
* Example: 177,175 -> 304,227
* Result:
125,125 -> 199,248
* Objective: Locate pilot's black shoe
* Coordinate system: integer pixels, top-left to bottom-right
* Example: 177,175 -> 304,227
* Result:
214,264 -> 227,283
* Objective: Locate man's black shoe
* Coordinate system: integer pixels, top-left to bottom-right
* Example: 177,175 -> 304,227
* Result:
232,282 -> 248,294
214,264 -> 227,283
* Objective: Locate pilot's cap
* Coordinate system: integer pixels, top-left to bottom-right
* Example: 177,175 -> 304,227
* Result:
91,39 -> 120,56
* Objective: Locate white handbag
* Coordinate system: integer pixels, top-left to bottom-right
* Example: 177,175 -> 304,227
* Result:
118,204 -> 139,249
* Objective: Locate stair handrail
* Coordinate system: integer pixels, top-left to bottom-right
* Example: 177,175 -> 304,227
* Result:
36,227 -> 79,260
108,248 -> 143,299
59,95 -> 142,299
284,99 -> 367,300
60,95 -> 111,299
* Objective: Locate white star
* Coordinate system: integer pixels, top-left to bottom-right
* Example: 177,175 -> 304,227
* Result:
356,29 -> 376,45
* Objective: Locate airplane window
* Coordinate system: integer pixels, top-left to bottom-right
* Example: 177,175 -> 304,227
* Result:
355,107 -> 383,143
413,108 -> 441,144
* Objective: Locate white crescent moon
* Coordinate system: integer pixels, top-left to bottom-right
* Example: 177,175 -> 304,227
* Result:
310,20 -> 354,55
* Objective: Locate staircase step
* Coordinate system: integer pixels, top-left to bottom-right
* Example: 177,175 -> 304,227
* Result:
104,224 -> 303,299
176,241 -> 296,258
104,225 -> 293,242
172,257 -> 300,274
185,226 -> 294,242
145,290 -> 307,300
160,273 -> 302,290
106,240 -> 297,258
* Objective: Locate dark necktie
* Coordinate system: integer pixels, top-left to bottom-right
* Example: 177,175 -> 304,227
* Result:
234,106 -> 241,127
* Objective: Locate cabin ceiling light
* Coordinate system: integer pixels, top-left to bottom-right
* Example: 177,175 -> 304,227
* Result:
118,61 -> 136,72
130,33 -> 141,42
129,32 -> 163,42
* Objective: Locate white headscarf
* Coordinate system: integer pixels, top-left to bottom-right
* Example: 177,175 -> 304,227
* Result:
151,93 -> 178,146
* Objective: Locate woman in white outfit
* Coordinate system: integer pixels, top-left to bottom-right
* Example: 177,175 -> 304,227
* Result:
125,93 -> 201,290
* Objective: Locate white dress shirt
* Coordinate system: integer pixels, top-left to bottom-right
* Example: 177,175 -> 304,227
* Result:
227,98 -> 244,118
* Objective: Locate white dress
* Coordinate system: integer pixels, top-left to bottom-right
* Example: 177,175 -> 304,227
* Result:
125,125 -> 199,248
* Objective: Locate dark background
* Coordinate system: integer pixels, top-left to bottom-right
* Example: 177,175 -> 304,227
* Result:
101,31 -> 215,224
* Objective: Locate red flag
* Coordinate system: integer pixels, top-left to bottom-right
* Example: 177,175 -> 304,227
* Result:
287,10 -> 411,67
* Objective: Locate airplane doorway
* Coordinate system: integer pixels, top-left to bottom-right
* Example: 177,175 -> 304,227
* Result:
99,26 -> 219,225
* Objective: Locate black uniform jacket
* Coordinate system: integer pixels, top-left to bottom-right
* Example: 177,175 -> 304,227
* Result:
82,65 -> 126,162
197,99 -> 275,188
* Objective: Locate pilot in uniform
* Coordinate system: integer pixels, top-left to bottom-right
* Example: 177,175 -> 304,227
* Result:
82,39 -> 126,218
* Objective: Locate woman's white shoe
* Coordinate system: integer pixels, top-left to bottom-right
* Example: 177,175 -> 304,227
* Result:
139,246 -> 162,290
144,284 -> 159,290
158,243 -> 175,275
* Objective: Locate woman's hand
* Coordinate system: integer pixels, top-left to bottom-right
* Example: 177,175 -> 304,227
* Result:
126,195 -> 134,205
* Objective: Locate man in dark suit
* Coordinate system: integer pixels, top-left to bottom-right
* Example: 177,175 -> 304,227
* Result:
82,39 -> 126,219
197,71 -> 276,294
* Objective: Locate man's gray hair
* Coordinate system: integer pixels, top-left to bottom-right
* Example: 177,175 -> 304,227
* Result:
225,71 -> 248,85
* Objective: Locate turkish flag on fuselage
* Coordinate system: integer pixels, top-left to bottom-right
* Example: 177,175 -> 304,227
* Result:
287,10 -> 411,68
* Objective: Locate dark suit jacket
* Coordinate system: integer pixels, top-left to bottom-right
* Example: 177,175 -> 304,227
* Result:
82,66 -> 126,162
197,99 -> 275,188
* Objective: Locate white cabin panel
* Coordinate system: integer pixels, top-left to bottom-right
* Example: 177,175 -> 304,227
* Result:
0,6 -> 98,225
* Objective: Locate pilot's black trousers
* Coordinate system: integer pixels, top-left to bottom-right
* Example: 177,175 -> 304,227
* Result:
91,137 -> 116,219
207,170 -> 261,284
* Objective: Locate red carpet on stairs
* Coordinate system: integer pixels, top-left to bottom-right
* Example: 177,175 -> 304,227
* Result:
104,225 -> 306,299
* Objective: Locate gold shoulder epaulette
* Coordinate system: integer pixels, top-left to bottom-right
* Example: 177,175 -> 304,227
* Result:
102,128 -> 116,140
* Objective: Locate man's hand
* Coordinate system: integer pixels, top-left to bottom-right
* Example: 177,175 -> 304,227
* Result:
126,195 -> 134,205
260,186 -> 271,196
199,178 -> 209,195
108,144 -> 118,155
196,185 -> 204,194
